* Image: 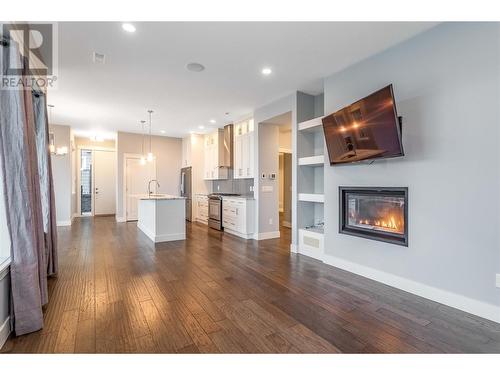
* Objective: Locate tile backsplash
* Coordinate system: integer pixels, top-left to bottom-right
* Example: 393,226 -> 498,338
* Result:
211,171 -> 254,196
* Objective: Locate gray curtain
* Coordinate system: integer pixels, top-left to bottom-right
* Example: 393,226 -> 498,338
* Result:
32,90 -> 58,276
0,39 -> 53,335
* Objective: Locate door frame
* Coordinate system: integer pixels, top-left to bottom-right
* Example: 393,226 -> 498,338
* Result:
123,153 -> 157,222
76,145 -> 116,217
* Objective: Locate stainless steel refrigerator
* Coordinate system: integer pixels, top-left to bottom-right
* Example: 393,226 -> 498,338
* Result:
180,166 -> 192,221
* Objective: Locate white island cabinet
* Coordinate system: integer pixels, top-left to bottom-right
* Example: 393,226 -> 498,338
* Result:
137,195 -> 186,243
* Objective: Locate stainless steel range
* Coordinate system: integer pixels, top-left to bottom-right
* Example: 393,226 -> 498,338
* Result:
208,193 -> 240,230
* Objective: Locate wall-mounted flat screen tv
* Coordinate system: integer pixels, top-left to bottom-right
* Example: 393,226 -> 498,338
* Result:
322,85 -> 404,165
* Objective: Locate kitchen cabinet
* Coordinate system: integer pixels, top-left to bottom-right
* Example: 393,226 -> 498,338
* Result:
233,118 -> 254,179
204,129 -> 229,180
222,197 -> 255,238
195,195 -> 209,224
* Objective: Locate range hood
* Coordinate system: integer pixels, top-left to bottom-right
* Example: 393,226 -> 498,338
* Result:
222,123 -> 233,168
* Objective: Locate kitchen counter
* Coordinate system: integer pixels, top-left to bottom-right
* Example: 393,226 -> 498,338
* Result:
222,196 -> 255,200
139,194 -> 185,200
137,196 -> 186,243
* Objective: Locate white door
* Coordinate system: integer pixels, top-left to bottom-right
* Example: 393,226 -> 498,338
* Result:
125,157 -> 156,221
94,150 -> 116,215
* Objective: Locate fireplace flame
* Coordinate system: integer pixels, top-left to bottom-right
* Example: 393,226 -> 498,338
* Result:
358,216 -> 400,231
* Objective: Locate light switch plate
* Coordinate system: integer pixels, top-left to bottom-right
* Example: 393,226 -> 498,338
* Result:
496,274 -> 500,288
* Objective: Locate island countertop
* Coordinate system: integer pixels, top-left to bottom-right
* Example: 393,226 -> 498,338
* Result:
139,194 -> 186,200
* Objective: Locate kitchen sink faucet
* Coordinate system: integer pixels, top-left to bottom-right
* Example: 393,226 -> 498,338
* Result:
148,179 -> 160,197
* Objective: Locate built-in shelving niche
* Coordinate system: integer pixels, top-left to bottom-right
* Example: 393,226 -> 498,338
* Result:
296,111 -> 325,260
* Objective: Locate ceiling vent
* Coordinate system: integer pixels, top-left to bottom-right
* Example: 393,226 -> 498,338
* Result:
92,52 -> 106,64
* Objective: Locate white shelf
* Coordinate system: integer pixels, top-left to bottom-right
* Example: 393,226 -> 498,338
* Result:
298,116 -> 324,132
298,193 -> 324,203
299,155 -> 324,167
300,227 -> 324,235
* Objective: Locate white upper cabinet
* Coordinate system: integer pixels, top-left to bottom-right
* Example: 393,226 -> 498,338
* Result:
233,118 -> 254,179
204,129 -> 229,180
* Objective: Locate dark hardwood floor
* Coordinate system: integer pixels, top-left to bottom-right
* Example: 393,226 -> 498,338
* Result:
2,216 -> 500,353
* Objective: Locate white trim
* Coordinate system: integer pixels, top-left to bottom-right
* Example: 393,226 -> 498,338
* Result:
137,222 -> 185,243
56,220 -> 72,226
290,243 -> 298,253
0,317 -> 11,350
255,231 -> 280,240
115,216 -> 126,223
223,227 -> 254,239
323,254 -> 500,324
123,153 -> 157,222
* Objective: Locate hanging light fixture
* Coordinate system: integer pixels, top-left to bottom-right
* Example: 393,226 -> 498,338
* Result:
147,109 -> 154,162
140,120 -> 146,165
48,104 -> 56,154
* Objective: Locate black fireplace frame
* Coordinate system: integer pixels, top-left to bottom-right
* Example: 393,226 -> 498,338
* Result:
339,186 -> 408,247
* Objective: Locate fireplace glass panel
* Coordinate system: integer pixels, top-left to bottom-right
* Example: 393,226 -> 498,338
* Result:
346,193 -> 405,236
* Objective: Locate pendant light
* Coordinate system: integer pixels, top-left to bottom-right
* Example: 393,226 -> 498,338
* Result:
140,120 -> 146,165
147,109 -> 154,162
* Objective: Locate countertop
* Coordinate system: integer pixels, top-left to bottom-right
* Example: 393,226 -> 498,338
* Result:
221,195 -> 255,200
139,194 -> 186,200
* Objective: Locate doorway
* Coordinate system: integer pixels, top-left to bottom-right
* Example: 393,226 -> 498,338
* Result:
80,149 -> 92,215
279,152 -> 292,229
78,148 -> 116,217
124,154 -> 156,221
258,111 -> 292,244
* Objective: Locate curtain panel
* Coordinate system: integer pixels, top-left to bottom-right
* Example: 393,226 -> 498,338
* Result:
0,38 -> 58,335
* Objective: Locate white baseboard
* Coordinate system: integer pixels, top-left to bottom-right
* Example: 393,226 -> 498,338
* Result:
256,231 -> 281,240
323,254 -> 500,324
115,216 -> 126,223
290,243 -> 298,253
224,228 -> 253,239
137,223 -> 185,243
56,220 -> 71,227
0,317 -> 10,350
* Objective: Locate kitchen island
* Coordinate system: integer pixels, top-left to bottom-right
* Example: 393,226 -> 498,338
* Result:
137,195 -> 186,243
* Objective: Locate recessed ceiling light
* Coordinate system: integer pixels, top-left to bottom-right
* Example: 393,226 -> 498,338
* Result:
186,62 -> 205,72
160,130 -> 166,134
209,119 -> 216,124
261,67 -> 272,76
122,23 -> 136,33
198,125 -> 205,130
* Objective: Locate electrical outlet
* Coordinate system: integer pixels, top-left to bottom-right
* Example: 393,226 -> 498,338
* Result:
269,218 -> 273,225
496,274 -> 500,288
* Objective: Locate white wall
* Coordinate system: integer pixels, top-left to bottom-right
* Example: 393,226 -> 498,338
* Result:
116,131 -> 182,220
50,124 -> 73,226
254,94 -> 296,237
323,23 -> 500,321
279,130 -> 292,151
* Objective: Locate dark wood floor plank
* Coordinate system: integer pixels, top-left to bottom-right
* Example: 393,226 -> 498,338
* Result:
3,216 -> 500,354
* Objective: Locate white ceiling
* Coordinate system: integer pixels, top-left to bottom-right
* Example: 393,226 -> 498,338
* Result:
49,22 -> 437,139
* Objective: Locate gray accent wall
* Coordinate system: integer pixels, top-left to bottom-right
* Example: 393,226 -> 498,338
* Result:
323,23 -> 500,308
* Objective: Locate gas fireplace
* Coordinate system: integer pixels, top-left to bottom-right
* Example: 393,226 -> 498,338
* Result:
339,187 -> 408,246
